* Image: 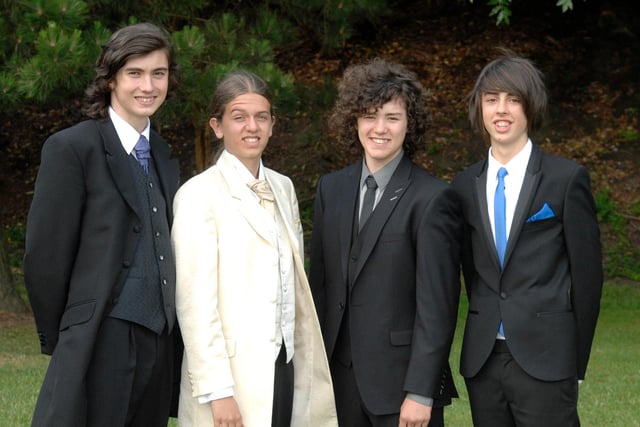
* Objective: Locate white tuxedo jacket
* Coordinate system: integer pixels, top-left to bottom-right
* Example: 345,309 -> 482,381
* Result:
172,153 -> 337,426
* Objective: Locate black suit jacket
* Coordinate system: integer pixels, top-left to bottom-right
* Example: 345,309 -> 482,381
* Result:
309,154 -> 461,415
23,118 -> 181,425
451,144 -> 603,382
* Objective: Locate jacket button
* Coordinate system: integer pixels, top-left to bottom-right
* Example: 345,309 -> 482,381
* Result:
500,292 -> 507,299
133,225 -> 142,233
338,302 -> 345,310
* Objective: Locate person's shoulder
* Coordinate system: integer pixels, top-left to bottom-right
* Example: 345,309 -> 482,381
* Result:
48,119 -> 99,140
264,166 -> 291,182
452,159 -> 484,182
319,161 -> 360,183
538,149 -> 581,169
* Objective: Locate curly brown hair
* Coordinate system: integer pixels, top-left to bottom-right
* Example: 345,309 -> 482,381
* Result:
329,58 -> 429,158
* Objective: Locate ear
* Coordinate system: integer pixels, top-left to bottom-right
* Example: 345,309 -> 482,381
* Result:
268,115 -> 275,138
209,117 -> 223,139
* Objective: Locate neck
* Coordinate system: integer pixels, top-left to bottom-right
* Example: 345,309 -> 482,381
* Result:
243,160 -> 261,178
490,139 -> 527,165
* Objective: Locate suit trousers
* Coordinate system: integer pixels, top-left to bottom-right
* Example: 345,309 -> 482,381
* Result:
465,340 -> 580,427
85,317 -> 173,427
330,357 -> 444,427
272,344 -> 294,427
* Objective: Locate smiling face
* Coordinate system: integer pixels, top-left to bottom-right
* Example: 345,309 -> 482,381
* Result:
209,92 -> 274,177
357,98 -> 408,173
482,91 -> 529,159
109,49 -> 169,133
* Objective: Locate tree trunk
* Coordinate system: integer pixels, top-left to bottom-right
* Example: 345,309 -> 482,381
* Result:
194,123 -> 214,172
0,237 -> 27,313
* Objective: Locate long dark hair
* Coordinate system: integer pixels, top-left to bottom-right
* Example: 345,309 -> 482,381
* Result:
83,22 -> 178,119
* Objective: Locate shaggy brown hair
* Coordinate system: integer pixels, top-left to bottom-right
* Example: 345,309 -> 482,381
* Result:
468,48 -> 547,141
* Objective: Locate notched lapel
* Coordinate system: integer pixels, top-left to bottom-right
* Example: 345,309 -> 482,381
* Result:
99,120 -> 143,220
149,134 -> 179,217
338,166 -> 361,281
349,157 -> 411,287
503,147 -> 543,267
474,162 -> 499,269
218,158 -> 276,245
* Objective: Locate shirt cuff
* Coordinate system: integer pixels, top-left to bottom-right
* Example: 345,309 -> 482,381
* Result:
406,393 -> 433,407
197,387 -> 234,404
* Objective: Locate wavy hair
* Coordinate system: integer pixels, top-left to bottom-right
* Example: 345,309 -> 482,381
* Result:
329,58 -> 429,158
83,22 -> 178,119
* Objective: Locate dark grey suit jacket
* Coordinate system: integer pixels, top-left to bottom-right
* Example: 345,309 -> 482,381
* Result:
309,154 -> 462,415
451,144 -> 603,382
23,118 -> 180,426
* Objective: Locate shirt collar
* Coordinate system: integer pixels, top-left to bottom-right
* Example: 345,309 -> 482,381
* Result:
109,107 -> 150,155
360,150 -> 404,192
487,139 -> 532,180
220,149 -> 265,184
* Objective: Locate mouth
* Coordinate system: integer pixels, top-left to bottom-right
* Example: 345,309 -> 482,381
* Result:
494,120 -> 511,131
370,137 -> 388,145
136,96 -> 156,105
243,137 -> 260,143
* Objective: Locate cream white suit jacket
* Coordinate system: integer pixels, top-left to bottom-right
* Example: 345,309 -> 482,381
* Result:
172,153 -> 337,426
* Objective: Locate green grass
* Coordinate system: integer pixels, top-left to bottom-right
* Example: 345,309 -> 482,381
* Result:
1,283 -> 638,426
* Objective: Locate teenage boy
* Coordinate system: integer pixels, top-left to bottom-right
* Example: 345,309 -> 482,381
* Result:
310,58 -> 461,427
24,23 -> 181,427
451,50 -> 603,426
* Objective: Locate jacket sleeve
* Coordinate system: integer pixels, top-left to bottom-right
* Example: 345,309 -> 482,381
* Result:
563,165 -> 603,380
23,135 -> 86,354
405,186 -> 462,397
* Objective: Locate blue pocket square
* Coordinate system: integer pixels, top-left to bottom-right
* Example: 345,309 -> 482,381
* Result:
526,203 -> 555,222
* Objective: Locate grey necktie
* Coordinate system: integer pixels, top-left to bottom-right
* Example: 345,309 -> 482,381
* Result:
359,175 -> 378,231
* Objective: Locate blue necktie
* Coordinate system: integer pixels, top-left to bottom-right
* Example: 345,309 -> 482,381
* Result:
134,135 -> 151,174
495,167 -> 508,337
494,167 -> 508,267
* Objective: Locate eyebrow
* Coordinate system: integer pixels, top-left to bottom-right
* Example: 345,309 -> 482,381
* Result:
123,66 -> 169,72
229,108 -> 270,115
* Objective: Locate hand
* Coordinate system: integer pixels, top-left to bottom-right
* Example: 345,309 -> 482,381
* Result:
210,396 -> 244,427
398,397 -> 432,427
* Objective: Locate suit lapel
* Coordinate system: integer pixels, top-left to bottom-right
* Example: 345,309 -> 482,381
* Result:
474,160 -> 501,269
338,164 -> 361,283
149,131 -> 179,219
99,119 -> 143,220
266,170 -> 299,252
349,156 -> 411,288
217,156 -> 276,245
503,145 -> 542,267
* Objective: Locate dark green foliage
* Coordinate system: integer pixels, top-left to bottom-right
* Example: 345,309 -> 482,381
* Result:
271,0 -> 389,54
595,189 -> 640,280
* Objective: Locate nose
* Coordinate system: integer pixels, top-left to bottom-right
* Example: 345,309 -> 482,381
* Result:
140,74 -> 153,92
246,116 -> 258,131
496,96 -> 508,114
373,117 -> 386,133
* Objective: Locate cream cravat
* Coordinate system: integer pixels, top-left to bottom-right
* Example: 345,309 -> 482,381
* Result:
250,179 -> 275,217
